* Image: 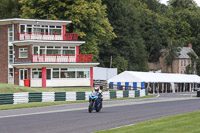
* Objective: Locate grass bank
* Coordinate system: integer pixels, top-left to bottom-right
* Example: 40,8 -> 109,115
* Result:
95,111 -> 200,133
0,83 -> 94,93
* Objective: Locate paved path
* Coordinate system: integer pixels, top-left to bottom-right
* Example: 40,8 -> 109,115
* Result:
0,92 -> 199,133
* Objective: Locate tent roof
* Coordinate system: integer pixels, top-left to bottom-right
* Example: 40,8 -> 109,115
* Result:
107,71 -> 200,83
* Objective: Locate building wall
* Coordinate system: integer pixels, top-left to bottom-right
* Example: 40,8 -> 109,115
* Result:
178,59 -> 192,73
93,67 -> 117,81
14,45 -> 32,63
160,58 -> 194,74
0,24 -> 12,83
14,24 -> 19,40
31,78 -> 90,87
148,62 -> 161,71
160,56 -> 180,73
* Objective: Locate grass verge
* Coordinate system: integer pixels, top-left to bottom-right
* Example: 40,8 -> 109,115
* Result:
95,111 -> 200,133
0,95 -> 154,111
0,83 -> 118,93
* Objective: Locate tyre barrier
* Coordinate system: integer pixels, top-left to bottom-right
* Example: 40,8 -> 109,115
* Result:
0,89 -> 148,105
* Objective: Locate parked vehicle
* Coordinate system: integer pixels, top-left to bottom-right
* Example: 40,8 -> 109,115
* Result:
88,91 -> 102,113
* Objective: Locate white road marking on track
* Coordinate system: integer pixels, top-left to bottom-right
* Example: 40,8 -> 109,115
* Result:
0,97 -> 197,119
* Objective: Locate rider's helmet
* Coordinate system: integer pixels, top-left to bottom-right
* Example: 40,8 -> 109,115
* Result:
95,87 -> 100,93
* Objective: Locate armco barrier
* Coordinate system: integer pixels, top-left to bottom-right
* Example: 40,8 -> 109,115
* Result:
135,90 -> 140,97
0,89 -> 148,105
0,93 -> 13,105
29,92 -> 42,102
110,91 -> 117,99
14,92 -> 28,104
55,92 -> 66,101
123,91 -> 129,98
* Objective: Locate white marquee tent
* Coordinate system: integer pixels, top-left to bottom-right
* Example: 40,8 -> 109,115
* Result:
107,71 -> 200,93
107,71 -> 200,83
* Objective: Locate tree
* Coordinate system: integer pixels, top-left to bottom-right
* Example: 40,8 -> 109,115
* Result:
0,0 -> 21,18
196,58 -> 200,75
168,0 -> 198,10
101,0 -> 150,72
164,39 -> 180,73
185,52 -> 197,74
20,0 -> 116,61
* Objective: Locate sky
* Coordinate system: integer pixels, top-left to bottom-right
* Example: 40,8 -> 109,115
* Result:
159,0 -> 200,6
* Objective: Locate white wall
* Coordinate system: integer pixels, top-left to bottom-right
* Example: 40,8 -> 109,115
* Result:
31,78 -> 90,87
49,78 -> 90,87
93,67 -> 117,80
31,79 -> 42,87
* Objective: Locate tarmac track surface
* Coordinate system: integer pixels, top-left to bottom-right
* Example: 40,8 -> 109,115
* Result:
0,92 -> 199,133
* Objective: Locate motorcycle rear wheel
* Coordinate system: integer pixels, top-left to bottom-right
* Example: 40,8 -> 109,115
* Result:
96,105 -> 101,112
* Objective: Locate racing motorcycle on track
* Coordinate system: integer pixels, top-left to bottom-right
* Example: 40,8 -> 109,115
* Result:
88,91 -> 102,113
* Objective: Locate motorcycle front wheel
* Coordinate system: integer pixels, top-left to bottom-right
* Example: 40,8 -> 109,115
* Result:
88,102 -> 93,113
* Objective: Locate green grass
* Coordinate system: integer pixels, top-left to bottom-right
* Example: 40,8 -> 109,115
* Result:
0,83 -> 136,93
0,83 -> 94,93
95,111 -> 200,133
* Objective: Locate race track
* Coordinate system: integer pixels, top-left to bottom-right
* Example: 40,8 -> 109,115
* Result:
0,93 -> 199,133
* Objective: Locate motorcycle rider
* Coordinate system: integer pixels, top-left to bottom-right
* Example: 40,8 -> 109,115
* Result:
94,86 -> 103,107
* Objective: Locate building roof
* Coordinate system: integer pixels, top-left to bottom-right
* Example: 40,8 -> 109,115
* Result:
0,18 -> 72,25
107,71 -> 200,83
12,63 -> 100,68
12,40 -> 85,46
178,47 -> 197,59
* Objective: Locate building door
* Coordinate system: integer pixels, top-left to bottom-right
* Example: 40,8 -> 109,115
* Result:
19,69 -> 28,86
46,69 -> 52,86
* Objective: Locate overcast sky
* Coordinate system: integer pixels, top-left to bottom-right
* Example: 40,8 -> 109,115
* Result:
160,0 -> 200,6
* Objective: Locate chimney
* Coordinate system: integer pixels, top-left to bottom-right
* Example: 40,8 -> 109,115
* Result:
188,43 -> 192,49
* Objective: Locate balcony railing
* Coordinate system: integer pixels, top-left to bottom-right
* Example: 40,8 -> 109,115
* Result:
18,32 -> 78,41
32,54 -> 93,63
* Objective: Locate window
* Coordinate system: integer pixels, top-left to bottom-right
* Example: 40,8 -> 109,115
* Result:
63,50 -> 75,54
184,60 -> 186,66
77,71 -> 90,78
52,68 -> 90,79
61,68 -> 75,78
65,71 -> 75,78
33,46 -> 76,56
61,68 -> 68,78
181,60 -> 183,66
19,48 -> 28,58
33,46 -> 38,54
69,46 -> 75,49
40,49 -> 45,55
8,46 -> 14,64
8,27 -> 14,42
47,49 -> 61,55
8,68 -> 14,84
20,25 -> 25,33
32,68 -> 42,79
53,68 -> 59,78
188,60 -> 191,64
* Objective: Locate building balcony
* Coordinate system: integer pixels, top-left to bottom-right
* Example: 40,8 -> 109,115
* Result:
32,54 -> 93,63
18,32 -> 78,41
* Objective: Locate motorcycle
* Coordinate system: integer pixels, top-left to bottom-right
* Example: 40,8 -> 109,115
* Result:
88,91 -> 102,113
